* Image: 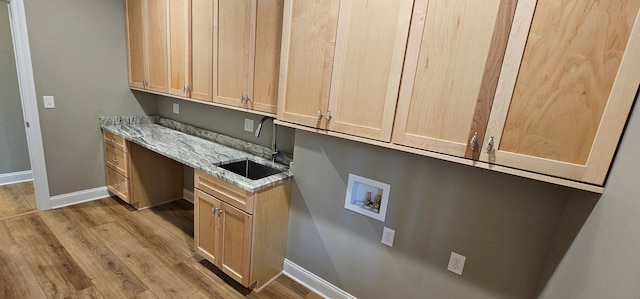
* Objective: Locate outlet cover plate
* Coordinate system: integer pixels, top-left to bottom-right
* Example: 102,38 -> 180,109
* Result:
43,96 -> 55,109
447,252 -> 466,275
172,103 -> 179,114
244,119 -> 254,132
381,227 -> 395,247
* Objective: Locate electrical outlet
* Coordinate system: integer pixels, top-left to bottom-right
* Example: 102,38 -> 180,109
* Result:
172,103 -> 179,114
244,118 -> 254,132
43,96 -> 55,109
447,252 -> 466,275
381,227 -> 395,247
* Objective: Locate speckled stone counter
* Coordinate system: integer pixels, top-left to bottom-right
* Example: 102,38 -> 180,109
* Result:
99,116 -> 292,193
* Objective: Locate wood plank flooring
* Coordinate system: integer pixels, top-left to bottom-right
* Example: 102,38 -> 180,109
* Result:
0,182 -> 37,220
0,195 -> 322,299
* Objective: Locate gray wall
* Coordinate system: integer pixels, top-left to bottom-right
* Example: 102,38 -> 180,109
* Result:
0,4 -> 31,174
288,131 -> 573,298
537,92 -> 640,298
24,0 -> 156,196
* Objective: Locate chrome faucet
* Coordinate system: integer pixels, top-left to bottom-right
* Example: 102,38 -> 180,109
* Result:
255,116 -> 278,162
255,116 -> 271,137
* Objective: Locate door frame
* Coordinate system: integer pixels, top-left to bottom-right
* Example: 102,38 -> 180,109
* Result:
7,0 -> 51,210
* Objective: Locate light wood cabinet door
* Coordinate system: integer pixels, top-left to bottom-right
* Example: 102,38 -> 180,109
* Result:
125,0 -> 169,92
168,0 -> 191,97
194,189 -> 222,266
214,0 -> 252,107
249,0 -> 283,114
277,0 -> 420,141
212,0 -> 282,113
194,188 -> 252,286
480,0 -> 640,185
278,0 -> 340,128
145,0 -> 169,93
392,0 -> 517,158
219,201 -> 252,286
125,0 -> 145,89
191,0 -> 214,101
326,0 -> 413,141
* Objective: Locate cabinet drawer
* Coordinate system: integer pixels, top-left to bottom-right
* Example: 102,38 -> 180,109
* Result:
103,130 -> 127,152
104,144 -> 129,176
195,169 -> 253,214
106,166 -> 131,203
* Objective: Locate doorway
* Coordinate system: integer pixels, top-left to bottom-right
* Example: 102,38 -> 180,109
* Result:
3,0 -> 50,211
0,1 -> 36,218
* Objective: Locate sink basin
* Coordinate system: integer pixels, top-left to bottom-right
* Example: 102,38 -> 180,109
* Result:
218,159 -> 284,180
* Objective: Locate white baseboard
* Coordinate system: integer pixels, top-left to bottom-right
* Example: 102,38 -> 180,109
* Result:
283,259 -> 356,299
50,186 -> 110,209
48,187 -> 194,210
0,170 -> 34,186
183,188 -> 194,203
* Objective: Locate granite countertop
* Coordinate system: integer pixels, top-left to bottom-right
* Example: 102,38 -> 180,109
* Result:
99,116 -> 292,193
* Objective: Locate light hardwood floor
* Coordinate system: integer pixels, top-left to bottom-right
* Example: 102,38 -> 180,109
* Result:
0,182 -> 37,220
0,194 -> 321,299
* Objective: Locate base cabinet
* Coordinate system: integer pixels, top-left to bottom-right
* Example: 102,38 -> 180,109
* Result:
194,169 -> 290,290
195,189 -> 252,285
104,131 -> 133,203
103,130 -> 184,209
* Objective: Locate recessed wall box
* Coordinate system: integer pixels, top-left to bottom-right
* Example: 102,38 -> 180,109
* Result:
344,174 -> 390,221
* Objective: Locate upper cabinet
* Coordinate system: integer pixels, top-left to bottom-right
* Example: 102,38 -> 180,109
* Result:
214,0 -> 283,113
479,0 -> 640,185
391,0 -> 640,186
127,0 -> 282,114
213,0 -> 253,108
123,0 -> 640,190
392,0 -> 518,159
191,0 -> 213,101
125,0 -> 169,93
278,0 -> 413,141
252,0 -> 284,113
277,0 -> 339,129
168,0 -> 191,97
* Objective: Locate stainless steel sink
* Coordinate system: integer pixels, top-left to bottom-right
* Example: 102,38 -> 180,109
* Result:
218,159 -> 284,180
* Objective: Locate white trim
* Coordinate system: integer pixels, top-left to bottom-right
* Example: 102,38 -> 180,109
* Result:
0,170 -> 33,186
283,259 -> 357,299
50,186 -> 110,209
8,0 -> 51,210
183,188 -> 194,203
